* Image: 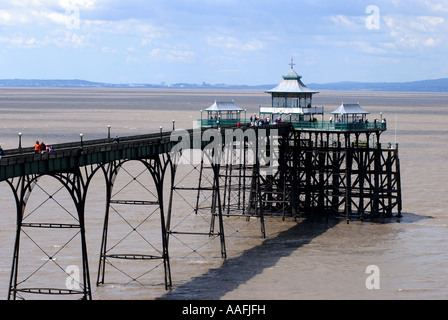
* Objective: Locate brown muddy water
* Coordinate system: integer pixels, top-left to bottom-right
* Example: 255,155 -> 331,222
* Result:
0,88 -> 447,300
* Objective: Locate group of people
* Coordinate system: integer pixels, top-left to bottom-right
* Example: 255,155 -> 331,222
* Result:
327,117 -> 386,124
249,115 -> 280,127
34,141 -> 54,153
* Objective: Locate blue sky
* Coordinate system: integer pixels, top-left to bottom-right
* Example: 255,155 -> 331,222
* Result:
0,0 -> 447,85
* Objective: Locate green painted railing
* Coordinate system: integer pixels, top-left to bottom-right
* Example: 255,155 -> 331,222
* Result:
198,119 -> 243,127
1,124 -> 294,181
291,121 -> 387,131
198,119 -> 386,131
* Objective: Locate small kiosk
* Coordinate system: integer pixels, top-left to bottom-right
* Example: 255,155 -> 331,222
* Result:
330,103 -> 370,123
199,101 -> 246,127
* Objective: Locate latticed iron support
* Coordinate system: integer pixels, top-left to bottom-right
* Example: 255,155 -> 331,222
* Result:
6,165 -> 98,300
167,143 -> 227,259
192,126 -> 282,239
5,154 -> 175,299
273,129 -> 402,220
223,128 -> 402,221
96,155 -> 172,289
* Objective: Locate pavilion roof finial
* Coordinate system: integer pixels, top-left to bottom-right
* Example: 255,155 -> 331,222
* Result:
289,57 -> 295,70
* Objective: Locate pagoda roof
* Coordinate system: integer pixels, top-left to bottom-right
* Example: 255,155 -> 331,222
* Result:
204,101 -> 244,112
331,103 -> 370,115
266,67 -> 319,94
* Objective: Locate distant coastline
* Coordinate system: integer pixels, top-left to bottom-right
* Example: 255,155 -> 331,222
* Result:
0,78 -> 447,92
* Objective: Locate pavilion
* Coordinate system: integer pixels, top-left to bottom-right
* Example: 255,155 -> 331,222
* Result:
330,103 -> 370,123
259,59 -> 323,123
199,101 -> 246,127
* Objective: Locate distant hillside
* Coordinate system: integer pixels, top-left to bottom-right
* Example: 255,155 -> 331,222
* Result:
0,79 -> 270,90
309,78 -> 448,92
0,79 -> 127,88
0,78 -> 447,92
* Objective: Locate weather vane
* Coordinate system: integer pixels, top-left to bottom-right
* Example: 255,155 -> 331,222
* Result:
289,58 -> 295,69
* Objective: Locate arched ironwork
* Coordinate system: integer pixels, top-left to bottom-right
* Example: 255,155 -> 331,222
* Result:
96,154 -> 173,289
5,164 -> 103,300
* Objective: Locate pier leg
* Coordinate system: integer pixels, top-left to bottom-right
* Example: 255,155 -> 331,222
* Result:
7,176 -> 34,300
6,168 -> 94,300
96,157 -> 172,289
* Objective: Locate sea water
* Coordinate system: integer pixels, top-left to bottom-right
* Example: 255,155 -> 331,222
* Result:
0,88 -> 447,300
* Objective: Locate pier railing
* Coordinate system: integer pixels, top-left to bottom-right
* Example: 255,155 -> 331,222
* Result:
291,121 -> 387,131
198,119 -> 386,131
197,119 -> 242,127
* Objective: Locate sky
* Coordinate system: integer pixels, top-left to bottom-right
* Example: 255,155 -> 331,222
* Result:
0,0 -> 447,85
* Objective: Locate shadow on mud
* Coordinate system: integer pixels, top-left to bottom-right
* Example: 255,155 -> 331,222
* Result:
158,217 -> 339,300
158,212 -> 427,300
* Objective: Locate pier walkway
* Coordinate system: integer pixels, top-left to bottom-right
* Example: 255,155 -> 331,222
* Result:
0,123 -> 291,181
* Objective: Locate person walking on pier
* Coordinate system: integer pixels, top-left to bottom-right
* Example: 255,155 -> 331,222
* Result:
0,145 -> 5,159
39,141 -> 46,153
34,141 -> 40,153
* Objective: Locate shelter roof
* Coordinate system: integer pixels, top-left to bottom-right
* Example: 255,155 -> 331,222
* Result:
266,67 -> 319,94
330,103 -> 370,115
204,101 -> 244,112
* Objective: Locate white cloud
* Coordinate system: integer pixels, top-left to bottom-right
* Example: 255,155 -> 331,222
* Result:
0,2 -> 165,50
336,40 -> 390,55
36,9 -> 70,26
0,10 -> 12,24
3,0 -> 102,10
57,0 -> 100,10
0,29 -> 93,49
418,16 -> 445,27
0,0 -> 446,84
384,15 -> 447,49
0,9 -> 31,25
63,32 -> 89,47
126,55 -> 140,63
328,14 -> 366,31
329,15 -> 356,27
149,47 -> 196,63
0,35 -> 40,48
101,46 -> 117,53
207,36 -> 265,53
425,1 -> 448,13
0,6 -> 68,27
424,37 -> 437,46
83,19 -> 166,38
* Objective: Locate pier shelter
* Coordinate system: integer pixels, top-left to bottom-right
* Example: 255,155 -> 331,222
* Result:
199,101 -> 246,127
330,103 -> 370,123
259,60 -> 323,123
258,62 -> 386,132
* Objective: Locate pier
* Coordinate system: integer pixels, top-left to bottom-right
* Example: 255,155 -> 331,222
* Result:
0,64 -> 402,300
